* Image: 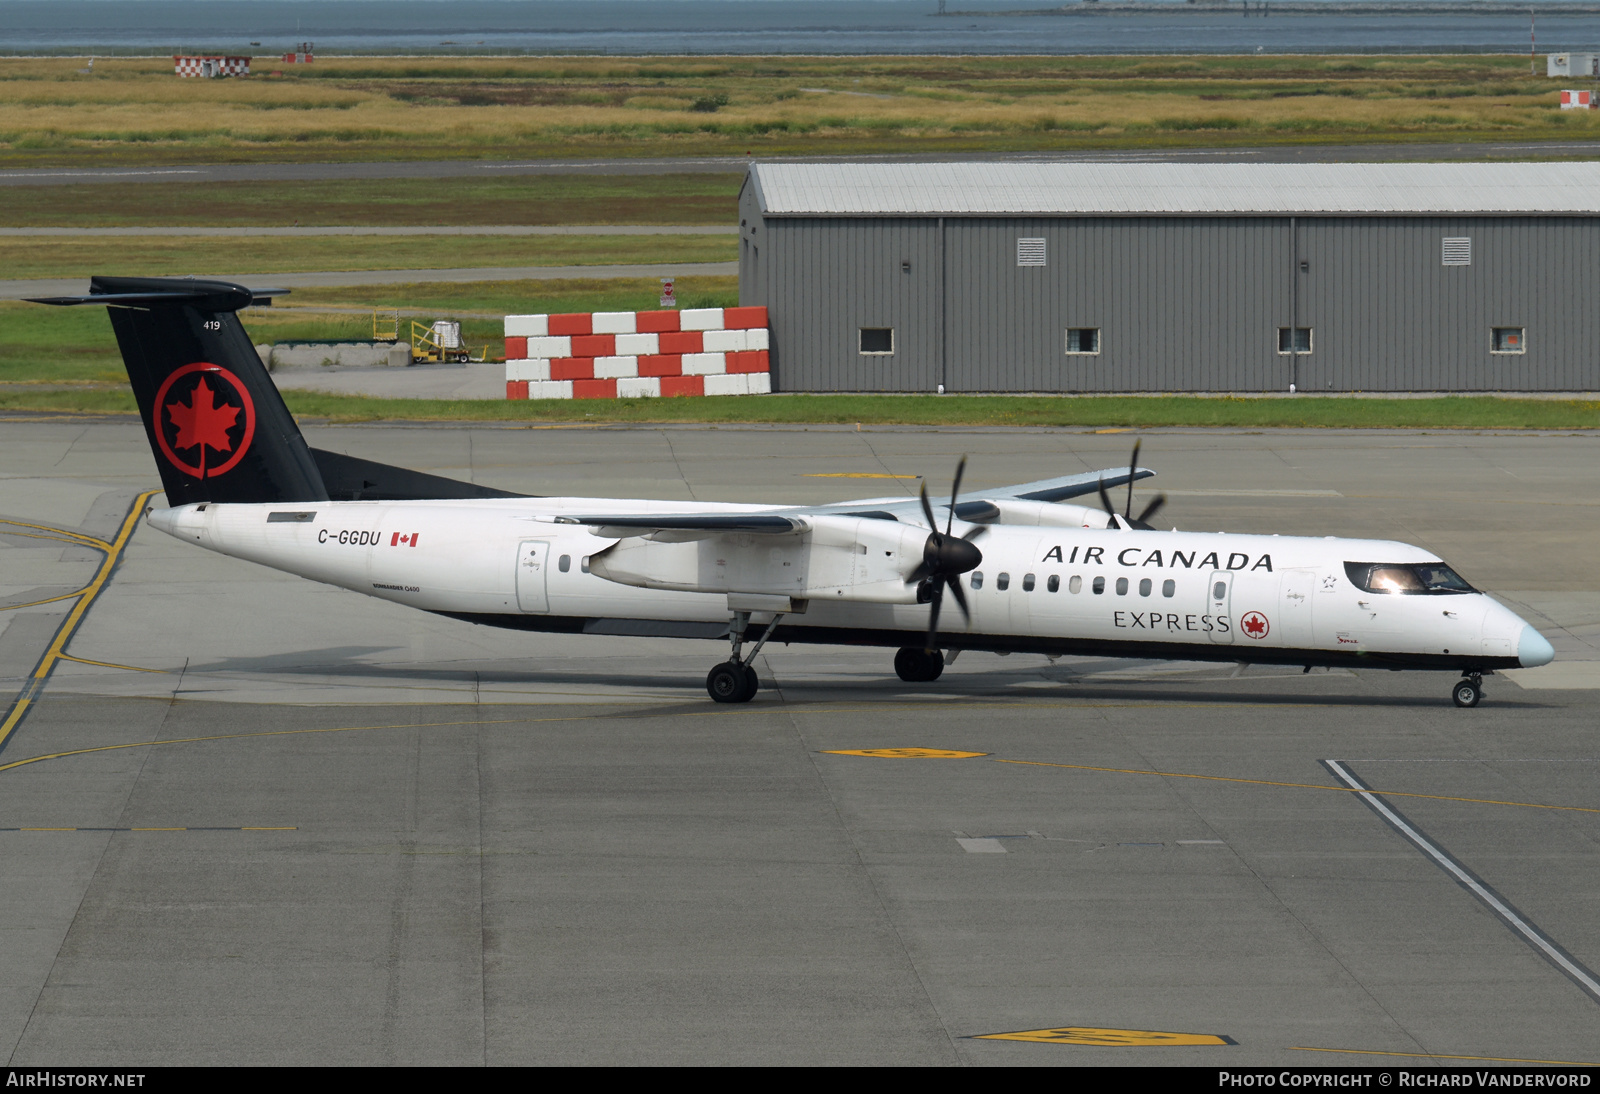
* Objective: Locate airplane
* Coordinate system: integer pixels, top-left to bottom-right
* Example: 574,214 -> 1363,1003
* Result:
30,276 -> 1556,707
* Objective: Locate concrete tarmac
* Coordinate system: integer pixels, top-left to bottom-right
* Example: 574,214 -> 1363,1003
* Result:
5,140 -> 1600,187
0,418 -> 1597,1065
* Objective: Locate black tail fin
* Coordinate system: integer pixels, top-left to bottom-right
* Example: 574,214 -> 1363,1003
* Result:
31,276 -> 328,506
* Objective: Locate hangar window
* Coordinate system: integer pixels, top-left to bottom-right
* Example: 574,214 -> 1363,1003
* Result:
1491,327 -> 1525,354
1092,576 -> 1105,595
1022,573 -> 1036,592
558,554 -> 571,573
1442,237 -> 1472,266
1047,575 -> 1060,593
1277,327 -> 1313,355
1069,575 -> 1083,594
996,572 -> 1011,591
859,327 -> 894,355
1016,238 -> 1047,267
1065,328 -> 1100,356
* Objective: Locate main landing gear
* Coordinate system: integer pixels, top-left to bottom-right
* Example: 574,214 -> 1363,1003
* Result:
894,647 -> 945,683
706,608 -> 785,704
1452,672 -> 1485,708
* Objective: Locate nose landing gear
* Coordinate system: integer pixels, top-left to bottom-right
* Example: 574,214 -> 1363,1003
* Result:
1452,672 -> 1484,708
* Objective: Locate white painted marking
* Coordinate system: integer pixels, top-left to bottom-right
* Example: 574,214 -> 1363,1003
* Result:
1177,839 -> 1226,845
1325,760 -> 1600,1004
957,838 -> 1006,854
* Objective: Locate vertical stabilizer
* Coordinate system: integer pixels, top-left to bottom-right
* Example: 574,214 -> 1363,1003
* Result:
30,276 -> 328,506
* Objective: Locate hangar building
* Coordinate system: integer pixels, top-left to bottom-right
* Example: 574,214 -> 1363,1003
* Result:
736,162 -> 1600,393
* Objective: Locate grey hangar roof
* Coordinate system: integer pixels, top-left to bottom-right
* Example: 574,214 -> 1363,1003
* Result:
745,162 -> 1600,218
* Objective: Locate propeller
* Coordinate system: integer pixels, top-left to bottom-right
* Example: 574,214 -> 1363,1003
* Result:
906,456 -> 986,650
1096,439 -> 1167,531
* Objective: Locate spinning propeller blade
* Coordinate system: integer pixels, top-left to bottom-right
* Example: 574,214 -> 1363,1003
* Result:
906,456 -> 984,650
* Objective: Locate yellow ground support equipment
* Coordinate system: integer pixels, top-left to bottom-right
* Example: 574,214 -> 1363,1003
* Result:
409,319 -> 487,364
372,308 -> 399,341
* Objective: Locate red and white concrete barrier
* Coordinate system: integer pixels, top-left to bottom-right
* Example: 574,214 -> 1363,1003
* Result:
504,307 -> 770,399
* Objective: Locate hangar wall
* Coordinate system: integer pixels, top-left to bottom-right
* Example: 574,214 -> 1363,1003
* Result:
738,179 -> 1600,393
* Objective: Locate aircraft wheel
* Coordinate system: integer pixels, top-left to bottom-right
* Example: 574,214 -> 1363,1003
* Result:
743,664 -> 760,699
707,661 -> 754,704
894,647 -> 944,683
1452,679 -> 1482,708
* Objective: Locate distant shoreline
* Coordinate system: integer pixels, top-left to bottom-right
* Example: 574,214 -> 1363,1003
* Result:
952,2 -> 1600,13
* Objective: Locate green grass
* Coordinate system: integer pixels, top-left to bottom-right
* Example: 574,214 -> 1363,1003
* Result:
283,276 -> 742,316
3,233 -> 736,279
0,278 -> 745,382
2,174 -> 743,228
2,388 -> 1595,430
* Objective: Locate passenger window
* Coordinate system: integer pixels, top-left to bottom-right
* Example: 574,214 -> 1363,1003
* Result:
1162,579 -> 1175,598
1047,575 -> 1059,593
1139,578 -> 1152,597
580,556 -> 591,574
1092,576 -> 1105,595
970,571 -> 984,590
1115,577 -> 1129,596
1069,575 -> 1082,594
1213,581 -> 1227,600
1022,573 -> 1036,592
559,554 -> 571,573
997,573 -> 1011,591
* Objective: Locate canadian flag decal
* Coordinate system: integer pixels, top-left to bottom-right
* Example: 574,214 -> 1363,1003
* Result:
390,532 -> 421,547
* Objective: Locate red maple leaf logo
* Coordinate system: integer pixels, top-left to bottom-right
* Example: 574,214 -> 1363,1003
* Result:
1241,612 -> 1269,638
165,376 -> 239,457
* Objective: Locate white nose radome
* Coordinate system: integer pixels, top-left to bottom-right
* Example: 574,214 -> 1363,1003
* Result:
1518,625 -> 1556,668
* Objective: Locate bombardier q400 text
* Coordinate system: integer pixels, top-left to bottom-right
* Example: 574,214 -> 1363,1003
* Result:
33,277 -> 1556,706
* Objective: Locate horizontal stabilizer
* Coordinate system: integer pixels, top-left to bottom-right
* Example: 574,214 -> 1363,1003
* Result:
310,449 -> 529,502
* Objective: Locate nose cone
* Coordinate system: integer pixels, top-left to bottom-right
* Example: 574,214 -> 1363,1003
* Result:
1518,625 -> 1556,668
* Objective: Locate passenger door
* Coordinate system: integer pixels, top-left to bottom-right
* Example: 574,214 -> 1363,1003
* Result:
1279,570 -> 1315,650
1208,571 -> 1233,644
516,540 -> 551,613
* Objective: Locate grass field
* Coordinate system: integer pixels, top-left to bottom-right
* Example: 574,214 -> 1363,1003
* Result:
1,388 -> 1596,430
1,232 -> 736,279
0,278 -> 743,383
2,54 -> 1593,166
2,175 -> 743,228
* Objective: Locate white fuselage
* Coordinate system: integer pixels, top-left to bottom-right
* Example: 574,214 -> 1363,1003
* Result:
146,497 -> 1552,672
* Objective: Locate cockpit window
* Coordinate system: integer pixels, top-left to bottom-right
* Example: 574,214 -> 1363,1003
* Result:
1344,561 -> 1475,595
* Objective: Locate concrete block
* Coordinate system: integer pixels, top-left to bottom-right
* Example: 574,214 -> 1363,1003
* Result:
682,353 -> 726,376
702,329 -> 747,353
506,359 -> 552,382
591,311 -> 637,334
617,376 -> 662,399
680,308 -> 724,331
704,372 -> 750,396
504,314 -> 548,337
615,333 -> 659,356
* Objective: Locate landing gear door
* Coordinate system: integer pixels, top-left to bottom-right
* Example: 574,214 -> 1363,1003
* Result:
1208,571 -> 1233,644
516,540 -> 551,613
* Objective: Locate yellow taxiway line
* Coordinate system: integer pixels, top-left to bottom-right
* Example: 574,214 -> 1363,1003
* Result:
0,490 -> 159,756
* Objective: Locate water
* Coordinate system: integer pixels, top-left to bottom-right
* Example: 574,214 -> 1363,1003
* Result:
1,0 -> 1597,57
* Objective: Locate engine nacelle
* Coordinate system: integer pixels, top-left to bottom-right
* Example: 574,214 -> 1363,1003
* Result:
588,515 -> 930,604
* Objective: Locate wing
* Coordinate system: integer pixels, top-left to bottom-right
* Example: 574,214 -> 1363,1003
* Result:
806,466 -> 1156,527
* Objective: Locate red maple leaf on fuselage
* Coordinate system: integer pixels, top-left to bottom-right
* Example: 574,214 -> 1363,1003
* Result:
1242,614 -> 1267,636
165,376 -> 239,456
